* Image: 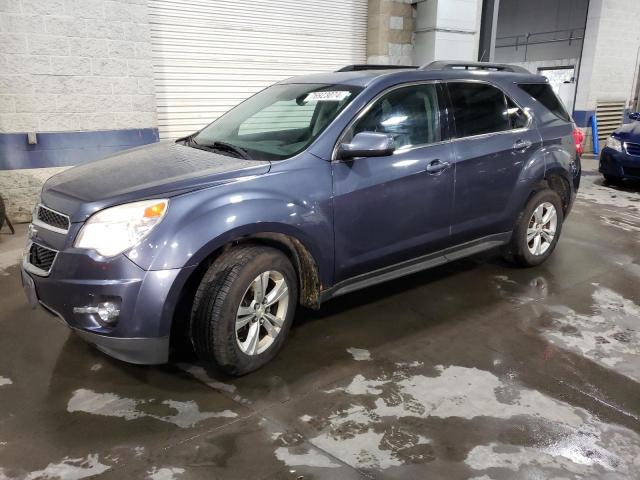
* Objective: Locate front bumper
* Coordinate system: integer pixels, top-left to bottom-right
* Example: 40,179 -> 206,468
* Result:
599,147 -> 640,179
21,245 -> 194,365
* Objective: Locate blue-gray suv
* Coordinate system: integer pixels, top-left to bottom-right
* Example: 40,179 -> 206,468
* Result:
22,62 -> 581,375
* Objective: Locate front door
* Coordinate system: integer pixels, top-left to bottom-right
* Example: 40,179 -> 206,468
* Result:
332,83 -> 455,282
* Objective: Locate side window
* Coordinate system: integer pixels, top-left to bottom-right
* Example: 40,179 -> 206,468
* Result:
239,99 -> 316,135
448,82 -> 510,137
506,96 -> 528,129
348,84 -> 442,149
517,83 -> 571,122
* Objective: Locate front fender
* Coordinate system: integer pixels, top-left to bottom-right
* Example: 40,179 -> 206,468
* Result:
126,156 -> 334,286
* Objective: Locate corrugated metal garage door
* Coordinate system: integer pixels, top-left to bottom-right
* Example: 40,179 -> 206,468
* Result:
148,0 -> 368,139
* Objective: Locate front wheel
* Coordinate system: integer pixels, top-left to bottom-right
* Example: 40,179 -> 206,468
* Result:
504,189 -> 564,267
190,245 -> 298,376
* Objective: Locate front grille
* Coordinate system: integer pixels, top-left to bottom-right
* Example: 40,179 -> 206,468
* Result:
28,243 -> 58,274
37,205 -> 70,232
623,166 -> 640,178
624,142 -> 640,156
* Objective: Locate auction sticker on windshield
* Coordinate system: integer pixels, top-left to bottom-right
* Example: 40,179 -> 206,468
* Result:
305,91 -> 351,102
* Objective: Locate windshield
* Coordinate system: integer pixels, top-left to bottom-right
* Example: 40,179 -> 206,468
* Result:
191,83 -> 363,161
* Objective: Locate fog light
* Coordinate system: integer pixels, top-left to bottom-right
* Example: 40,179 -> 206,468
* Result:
74,302 -> 120,325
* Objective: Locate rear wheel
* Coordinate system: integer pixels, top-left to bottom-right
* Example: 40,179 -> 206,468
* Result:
504,189 -> 564,267
190,245 -> 298,376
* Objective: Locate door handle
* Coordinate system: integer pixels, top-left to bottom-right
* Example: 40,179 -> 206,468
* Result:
426,159 -> 451,174
513,139 -> 532,151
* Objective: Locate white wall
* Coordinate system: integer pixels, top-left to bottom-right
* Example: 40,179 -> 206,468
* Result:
574,0 -> 640,111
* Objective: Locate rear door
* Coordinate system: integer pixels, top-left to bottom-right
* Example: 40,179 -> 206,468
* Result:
332,82 -> 455,282
446,81 -> 542,244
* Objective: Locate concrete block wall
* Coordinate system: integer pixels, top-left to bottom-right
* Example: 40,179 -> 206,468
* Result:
367,0 -> 415,65
573,0 -> 640,127
0,0 -> 158,222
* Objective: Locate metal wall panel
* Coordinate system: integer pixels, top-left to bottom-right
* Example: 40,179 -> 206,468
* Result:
148,0 -> 368,139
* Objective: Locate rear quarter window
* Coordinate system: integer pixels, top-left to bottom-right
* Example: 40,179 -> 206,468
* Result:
518,83 -> 571,122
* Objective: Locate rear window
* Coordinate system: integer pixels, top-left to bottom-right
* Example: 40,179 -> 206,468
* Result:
518,83 -> 571,122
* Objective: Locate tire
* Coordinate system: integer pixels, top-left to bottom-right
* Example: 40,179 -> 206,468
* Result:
503,189 -> 564,267
190,245 -> 298,376
603,174 -> 623,185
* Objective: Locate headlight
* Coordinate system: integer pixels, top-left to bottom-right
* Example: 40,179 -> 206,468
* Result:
605,136 -> 622,152
75,199 -> 168,257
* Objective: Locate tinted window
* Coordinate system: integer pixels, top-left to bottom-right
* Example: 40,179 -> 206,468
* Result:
347,83 -> 442,149
518,83 -> 571,122
506,96 -> 528,129
448,82 -> 510,137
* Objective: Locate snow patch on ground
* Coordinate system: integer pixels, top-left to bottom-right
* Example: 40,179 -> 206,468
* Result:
67,389 -> 237,428
578,177 -> 640,211
274,447 -> 340,469
146,467 -> 185,480
326,374 -> 386,396
307,363 -> 640,475
24,454 -> 110,480
544,285 -> 640,382
346,347 -> 372,361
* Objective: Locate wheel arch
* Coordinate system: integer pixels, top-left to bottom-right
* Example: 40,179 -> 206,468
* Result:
168,229 -> 323,353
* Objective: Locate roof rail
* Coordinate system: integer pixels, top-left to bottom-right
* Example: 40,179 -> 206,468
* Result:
420,61 -> 530,74
336,64 -> 418,72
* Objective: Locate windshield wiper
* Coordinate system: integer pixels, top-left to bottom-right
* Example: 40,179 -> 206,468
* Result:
209,141 -> 252,160
186,136 -> 252,160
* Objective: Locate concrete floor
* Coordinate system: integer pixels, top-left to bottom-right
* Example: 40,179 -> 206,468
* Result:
0,159 -> 639,480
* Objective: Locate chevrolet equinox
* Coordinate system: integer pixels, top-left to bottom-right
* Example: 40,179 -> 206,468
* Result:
22,61 -> 581,375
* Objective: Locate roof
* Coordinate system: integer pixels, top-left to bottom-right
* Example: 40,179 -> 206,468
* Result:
280,68 -> 546,87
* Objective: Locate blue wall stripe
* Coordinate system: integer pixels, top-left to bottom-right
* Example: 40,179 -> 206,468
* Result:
0,128 -> 159,170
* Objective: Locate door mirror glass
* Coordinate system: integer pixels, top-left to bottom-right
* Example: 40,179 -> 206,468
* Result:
629,112 -> 640,121
338,132 -> 395,160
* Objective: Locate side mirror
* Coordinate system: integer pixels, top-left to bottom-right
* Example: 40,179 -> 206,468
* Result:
338,132 -> 395,160
628,112 -> 640,121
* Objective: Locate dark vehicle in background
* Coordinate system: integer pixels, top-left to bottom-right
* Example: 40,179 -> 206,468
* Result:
600,111 -> 640,183
22,61 -> 581,375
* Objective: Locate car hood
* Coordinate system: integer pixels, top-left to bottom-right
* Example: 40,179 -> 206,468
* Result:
614,121 -> 640,141
41,141 -> 271,222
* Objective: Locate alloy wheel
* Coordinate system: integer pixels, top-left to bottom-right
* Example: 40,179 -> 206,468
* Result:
527,202 -> 557,256
235,270 -> 289,355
